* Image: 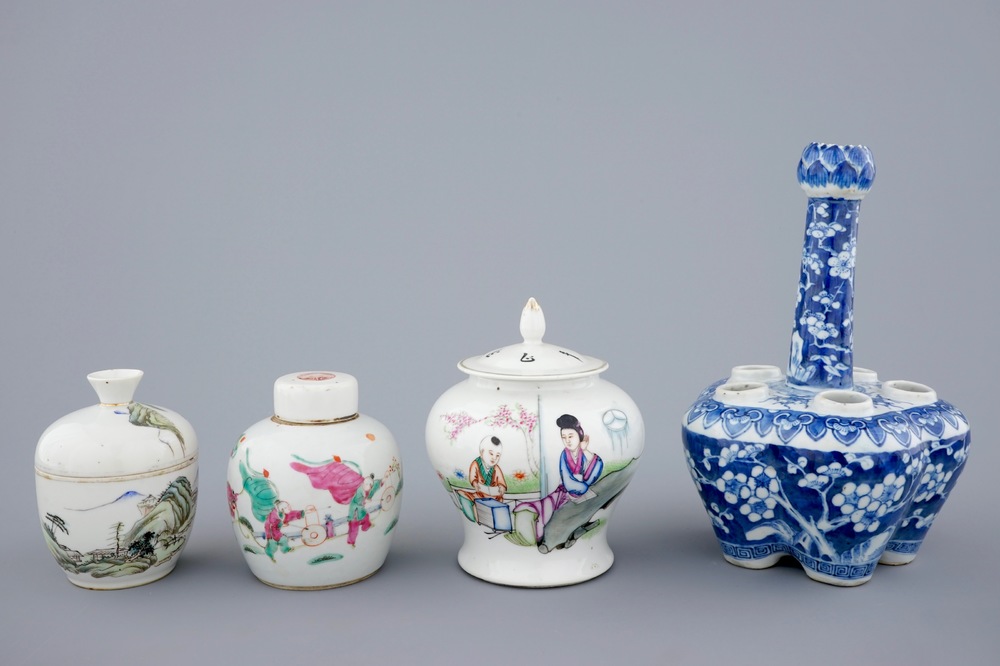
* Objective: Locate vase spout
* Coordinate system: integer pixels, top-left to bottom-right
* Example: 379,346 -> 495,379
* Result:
87,369 -> 143,405
786,144 -> 875,390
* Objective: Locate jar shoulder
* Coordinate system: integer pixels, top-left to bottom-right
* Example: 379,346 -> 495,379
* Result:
36,403 -> 198,477
230,414 -> 399,475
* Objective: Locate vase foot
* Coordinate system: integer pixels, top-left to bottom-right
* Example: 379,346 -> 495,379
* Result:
719,542 -> 879,586
458,528 -> 614,587
722,552 -> 784,570
723,552 -> 876,586
802,567 -> 873,587
258,568 -> 379,590
65,561 -> 178,590
879,551 -> 917,566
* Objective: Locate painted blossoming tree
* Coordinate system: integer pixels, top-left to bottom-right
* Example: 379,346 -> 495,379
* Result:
788,144 -> 875,389
440,403 -> 539,477
685,434 -> 968,567
789,199 -> 858,386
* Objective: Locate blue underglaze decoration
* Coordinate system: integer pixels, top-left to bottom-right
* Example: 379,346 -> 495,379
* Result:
798,142 -> 874,194
684,391 -> 967,448
683,143 -> 968,585
831,162 -> 858,189
787,197 -> 860,389
801,142 -> 822,165
788,142 -> 876,390
821,144 -> 846,169
858,162 -> 875,190
720,541 -> 877,580
801,161 -> 829,188
721,408 -> 761,438
683,428 -> 970,580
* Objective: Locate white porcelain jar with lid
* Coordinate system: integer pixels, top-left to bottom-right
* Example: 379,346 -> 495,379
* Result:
35,369 -> 198,589
228,372 -> 402,590
425,298 -> 645,587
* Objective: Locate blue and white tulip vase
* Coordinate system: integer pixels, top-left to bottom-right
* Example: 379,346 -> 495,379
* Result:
682,144 -> 970,586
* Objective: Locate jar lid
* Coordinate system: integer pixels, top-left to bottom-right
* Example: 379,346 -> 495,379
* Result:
35,369 -> 197,478
273,372 -> 359,424
458,298 -> 608,381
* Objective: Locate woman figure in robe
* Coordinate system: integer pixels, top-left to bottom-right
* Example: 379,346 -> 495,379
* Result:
509,414 -> 603,546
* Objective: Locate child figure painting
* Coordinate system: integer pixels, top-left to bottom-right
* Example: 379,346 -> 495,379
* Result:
457,435 -> 507,503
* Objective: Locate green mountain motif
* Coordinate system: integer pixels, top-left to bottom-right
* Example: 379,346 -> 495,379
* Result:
43,476 -> 196,579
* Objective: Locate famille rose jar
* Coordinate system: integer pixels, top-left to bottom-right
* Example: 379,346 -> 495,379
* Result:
35,369 -> 199,589
426,298 -> 644,587
682,144 -> 971,586
228,372 -> 402,590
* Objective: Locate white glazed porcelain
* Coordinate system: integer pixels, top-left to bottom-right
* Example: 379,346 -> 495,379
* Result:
426,298 -> 645,587
228,372 -> 402,590
35,369 -> 199,590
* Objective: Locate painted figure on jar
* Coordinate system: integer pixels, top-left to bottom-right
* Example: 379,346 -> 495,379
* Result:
347,474 -> 381,547
510,414 -> 603,546
264,501 -> 305,561
290,457 -> 380,547
238,459 -> 304,561
457,435 -> 507,502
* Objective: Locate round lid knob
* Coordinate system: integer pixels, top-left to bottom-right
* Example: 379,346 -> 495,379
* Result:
273,372 -> 359,423
458,298 -> 608,380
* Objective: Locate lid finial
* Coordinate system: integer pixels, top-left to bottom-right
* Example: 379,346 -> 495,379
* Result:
87,369 -> 143,405
457,297 -> 607,379
520,297 -> 546,344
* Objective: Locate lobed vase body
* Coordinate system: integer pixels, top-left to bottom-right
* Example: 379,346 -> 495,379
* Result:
683,369 -> 969,585
35,369 -> 199,590
682,144 -> 971,586
426,299 -> 644,587
228,372 -> 402,590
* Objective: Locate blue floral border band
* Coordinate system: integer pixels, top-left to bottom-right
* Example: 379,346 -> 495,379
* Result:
685,397 -> 966,448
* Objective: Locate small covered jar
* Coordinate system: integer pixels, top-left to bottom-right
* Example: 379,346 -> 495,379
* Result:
228,372 -> 402,590
426,298 -> 645,587
35,369 -> 199,589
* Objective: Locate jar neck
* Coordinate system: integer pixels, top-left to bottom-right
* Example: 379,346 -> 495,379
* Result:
270,413 -> 359,426
787,197 -> 861,390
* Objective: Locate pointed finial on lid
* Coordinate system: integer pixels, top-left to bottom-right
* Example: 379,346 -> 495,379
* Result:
520,297 -> 546,344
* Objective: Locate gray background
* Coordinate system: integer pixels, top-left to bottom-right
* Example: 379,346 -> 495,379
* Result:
2,2 -> 997,664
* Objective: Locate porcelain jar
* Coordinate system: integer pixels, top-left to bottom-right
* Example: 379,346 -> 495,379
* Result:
682,144 -> 970,586
426,298 -> 644,587
228,372 -> 402,589
35,369 -> 199,589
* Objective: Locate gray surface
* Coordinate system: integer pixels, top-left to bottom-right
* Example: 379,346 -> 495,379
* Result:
2,2 -> 998,664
